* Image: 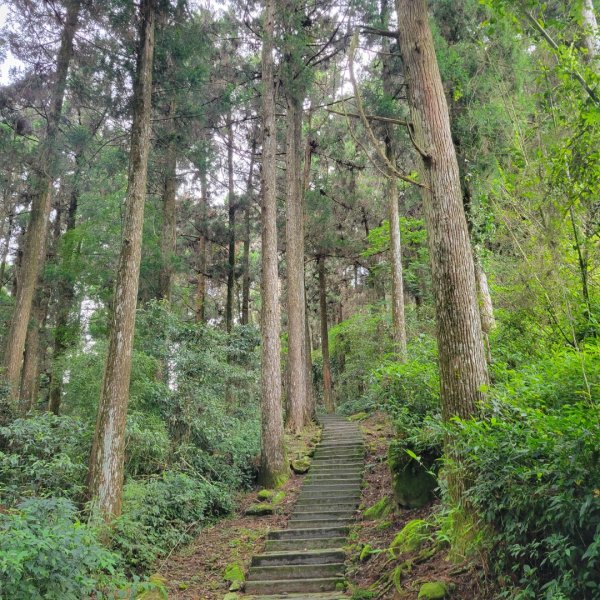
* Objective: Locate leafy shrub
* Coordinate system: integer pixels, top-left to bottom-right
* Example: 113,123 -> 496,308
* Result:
0,497 -> 118,600
0,414 -> 89,504
112,471 -> 233,570
124,412 -> 170,477
455,401 -> 600,599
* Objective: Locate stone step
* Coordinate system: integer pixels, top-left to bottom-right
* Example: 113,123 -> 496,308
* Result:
247,562 -> 345,581
298,491 -> 360,501
245,577 -> 344,594
301,483 -> 360,491
306,474 -> 362,482
247,593 -> 346,600
288,519 -> 352,530
291,508 -> 356,519
252,549 -> 345,567
265,537 -> 345,551
268,526 -> 348,540
293,501 -> 359,511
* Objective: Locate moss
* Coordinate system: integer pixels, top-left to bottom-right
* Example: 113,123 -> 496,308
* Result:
359,543 -> 373,561
348,412 -> 368,421
257,489 -> 274,501
363,496 -> 393,519
223,562 -> 245,583
244,503 -> 275,516
389,519 -> 431,557
390,565 -> 403,592
272,490 -> 286,504
290,457 -> 311,474
223,594 -> 239,600
418,582 -> 448,599
376,520 -> 393,530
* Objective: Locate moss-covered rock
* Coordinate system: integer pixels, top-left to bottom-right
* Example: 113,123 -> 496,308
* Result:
389,519 -> 431,557
388,440 -> 438,509
348,412 -> 368,421
418,582 -> 448,599
223,594 -> 239,600
363,496 -> 394,519
291,456 -> 311,474
359,543 -> 373,561
244,503 -> 275,516
257,489 -> 274,501
223,562 -> 245,584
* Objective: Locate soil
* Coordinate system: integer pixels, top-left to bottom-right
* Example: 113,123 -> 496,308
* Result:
158,424 -> 320,599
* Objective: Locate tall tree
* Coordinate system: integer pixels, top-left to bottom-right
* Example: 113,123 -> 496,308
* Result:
2,0 -> 81,408
241,134 -> 256,326
87,0 -> 157,520
258,0 -> 287,487
317,255 -> 333,412
395,0 -> 489,494
225,112 -> 236,333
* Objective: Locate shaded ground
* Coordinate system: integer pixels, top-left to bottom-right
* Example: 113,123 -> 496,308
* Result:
346,412 -> 487,599
159,424 -> 320,599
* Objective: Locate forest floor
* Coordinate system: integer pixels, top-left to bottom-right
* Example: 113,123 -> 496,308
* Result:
159,424 -> 321,599
348,412 -> 485,599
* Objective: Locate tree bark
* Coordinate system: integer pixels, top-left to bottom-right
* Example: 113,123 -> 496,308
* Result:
2,0 -> 81,409
284,94 -> 308,433
318,255 -> 334,412
158,101 -> 178,303
582,0 -> 599,62
49,154 -> 83,415
475,258 -> 495,363
242,136 -> 256,325
258,0 -> 287,487
225,112 -> 235,333
396,0 -> 488,423
87,0 -> 156,521
195,165 -> 208,324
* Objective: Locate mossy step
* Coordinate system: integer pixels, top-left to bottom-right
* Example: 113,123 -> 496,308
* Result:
265,537 -> 345,551
247,562 -> 344,581
268,526 -> 348,540
245,576 -> 344,594
252,549 -> 345,566
247,593 -> 346,600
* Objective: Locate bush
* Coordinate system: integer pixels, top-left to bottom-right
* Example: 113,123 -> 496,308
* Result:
0,414 -> 90,504
124,412 -> 170,477
455,401 -> 600,599
112,471 -> 233,570
0,497 -> 118,600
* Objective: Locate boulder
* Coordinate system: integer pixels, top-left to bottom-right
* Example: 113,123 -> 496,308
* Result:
245,503 -> 275,516
291,456 -> 311,474
418,581 -> 448,599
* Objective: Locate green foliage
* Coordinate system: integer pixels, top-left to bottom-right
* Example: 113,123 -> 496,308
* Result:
0,414 -> 89,504
0,498 -> 118,600
112,471 -> 233,571
454,393 -> 600,597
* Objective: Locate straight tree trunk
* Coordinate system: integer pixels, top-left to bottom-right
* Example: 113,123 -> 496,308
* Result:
475,258 -> 495,363
2,0 -> 81,408
195,165 -> 208,323
0,205 -> 14,288
49,155 -> 83,414
258,0 -> 287,487
225,112 -> 235,333
318,255 -> 333,412
396,0 -> 488,434
242,136 -> 257,325
87,0 -> 156,520
284,94 -> 308,434
582,0 -> 599,61
158,101 -> 178,302
304,297 -> 315,421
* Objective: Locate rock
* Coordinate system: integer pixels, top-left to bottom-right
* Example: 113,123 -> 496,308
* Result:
363,496 -> 394,519
257,489 -> 274,501
272,490 -> 286,504
291,456 -> 311,474
348,411 -> 368,421
418,581 -> 448,599
388,440 -> 438,509
389,519 -> 431,557
229,580 -> 243,591
223,594 -> 239,600
223,562 -> 245,584
245,503 -> 275,516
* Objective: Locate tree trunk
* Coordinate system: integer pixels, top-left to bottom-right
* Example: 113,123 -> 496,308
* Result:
225,112 -> 235,333
87,0 -> 156,521
318,255 -> 333,412
284,94 -> 308,434
475,258 -> 495,363
396,0 -> 488,445
304,296 -> 315,421
0,205 -> 14,288
158,101 -> 177,303
258,0 -> 287,487
582,0 -> 599,61
195,165 -> 208,324
242,136 -> 256,326
49,155 -> 83,415
2,0 -> 81,409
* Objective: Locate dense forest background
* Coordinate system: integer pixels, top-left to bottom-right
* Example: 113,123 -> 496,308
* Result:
0,0 -> 599,598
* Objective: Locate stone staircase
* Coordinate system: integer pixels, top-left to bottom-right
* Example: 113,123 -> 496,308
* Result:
244,415 -> 364,598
